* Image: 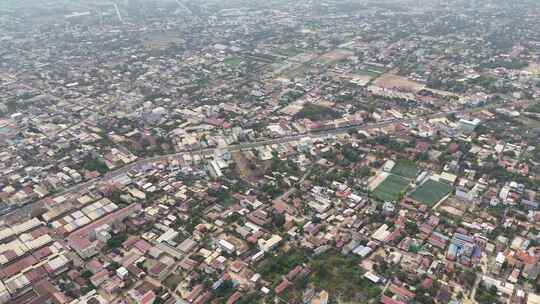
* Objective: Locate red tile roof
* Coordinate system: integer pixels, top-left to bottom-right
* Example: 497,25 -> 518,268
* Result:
275,279 -> 290,294
0,255 -> 38,279
226,291 -> 242,304
389,284 -> 416,299
380,295 -> 407,304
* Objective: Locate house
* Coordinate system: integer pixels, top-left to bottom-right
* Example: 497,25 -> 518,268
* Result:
258,235 -> 282,252
68,237 -> 98,260
149,261 -> 170,280
275,279 -> 290,294
218,239 -> 236,255
90,270 -> 109,287
226,291 -> 242,304
380,295 -> 406,304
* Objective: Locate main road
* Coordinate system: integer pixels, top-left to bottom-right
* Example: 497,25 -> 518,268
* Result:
1,99 -> 534,221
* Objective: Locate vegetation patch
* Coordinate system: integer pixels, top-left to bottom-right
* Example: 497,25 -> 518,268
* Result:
259,249 -> 307,285
526,102 -> 540,113
475,283 -> 502,304
163,274 -> 183,290
224,57 -> 243,66
391,159 -> 419,179
294,103 -> 340,121
356,64 -> 385,77
304,20 -> 321,29
373,174 -> 410,202
310,252 -> 381,302
409,179 -> 453,206
82,156 -> 109,174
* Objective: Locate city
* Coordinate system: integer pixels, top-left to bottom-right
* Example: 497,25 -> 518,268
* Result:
0,0 -> 539,303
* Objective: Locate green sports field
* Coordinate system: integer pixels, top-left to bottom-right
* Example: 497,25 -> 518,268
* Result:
409,179 -> 453,206
373,174 -> 410,202
224,57 -> 243,66
391,160 -> 419,179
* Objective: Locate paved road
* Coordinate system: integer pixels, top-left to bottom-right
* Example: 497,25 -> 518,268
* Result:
1,100 -> 533,221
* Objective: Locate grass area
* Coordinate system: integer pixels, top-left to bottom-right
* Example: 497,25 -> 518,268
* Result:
475,283 -> 502,304
277,47 -> 303,57
304,20 -> 321,30
526,102 -> 540,113
354,64 -> 385,78
163,274 -> 183,290
391,159 -> 419,179
363,64 -> 385,74
268,0 -> 290,6
82,157 -> 109,174
258,249 -> 307,286
294,103 -> 340,121
373,174 -> 410,202
224,57 -> 243,66
409,179 -> 453,206
355,69 -> 381,78
310,252 -> 381,301
519,116 -> 540,129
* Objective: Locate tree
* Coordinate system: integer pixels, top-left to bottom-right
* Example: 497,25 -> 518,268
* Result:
81,270 -> 93,279
106,233 -> 128,249
358,166 -> 371,177
272,212 -> 286,228
107,261 -> 121,271
416,152 -> 429,161
405,221 -> 419,235
503,150 -> 516,158
82,156 -> 109,174
462,270 -> 477,286
214,279 -> 234,298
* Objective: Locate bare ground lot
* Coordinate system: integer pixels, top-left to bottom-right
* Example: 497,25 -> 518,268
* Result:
317,49 -> 355,65
373,73 -> 426,93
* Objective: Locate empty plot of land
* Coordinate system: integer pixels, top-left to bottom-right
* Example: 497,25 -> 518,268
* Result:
527,63 -> 540,75
232,151 -> 263,183
348,74 -> 374,86
373,174 -> 410,202
437,197 -> 467,216
373,74 -> 426,93
317,49 -> 354,65
143,32 -> 184,50
280,102 -> 304,116
409,179 -> 453,206
368,171 -> 389,191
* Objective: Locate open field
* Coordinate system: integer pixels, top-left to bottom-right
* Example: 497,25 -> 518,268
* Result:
373,174 -> 410,202
317,49 -> 355,65
163,273 -> 183,290
437,197 -> 467,216
304,20 -> 322,30
373,73 -> 426,93
309,252 -> 381,302
355,69 -> 381,78
391,160 -> 419,179
409,179 -> 453,206
232,151 -> 264,183
348,74 -> 374,86
224,57 -> 243,66
275,47 -> 303,57
520,116 -> 540,129
355,64 -> 385,77
526,63 -> 540,75
143,32 -> 184,50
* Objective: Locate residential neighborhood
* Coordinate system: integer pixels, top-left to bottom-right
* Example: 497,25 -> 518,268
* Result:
0,0 -> 539,303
